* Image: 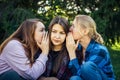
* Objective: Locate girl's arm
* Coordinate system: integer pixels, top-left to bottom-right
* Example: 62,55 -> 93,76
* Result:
2,40 -> 48,80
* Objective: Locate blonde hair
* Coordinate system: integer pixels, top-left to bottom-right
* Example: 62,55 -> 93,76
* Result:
75,15 -> 104,44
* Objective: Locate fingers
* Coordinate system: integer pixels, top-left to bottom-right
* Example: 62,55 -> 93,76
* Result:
40,31 -> 49,54
45,31 -> 49,45
37,41 -> 40,47
66,33 -> 77,60
66,32 -> 75,44
75,40 -> 79,48
42,31 -> 48,41
67,32 -> 79,48
41,31 -> 49,46
37,31 -> 49,49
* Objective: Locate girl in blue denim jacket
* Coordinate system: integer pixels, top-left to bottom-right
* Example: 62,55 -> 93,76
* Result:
66,15 -> 115,80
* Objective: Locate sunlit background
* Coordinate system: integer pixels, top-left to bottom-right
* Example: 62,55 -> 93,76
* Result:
0,0 -> 120,79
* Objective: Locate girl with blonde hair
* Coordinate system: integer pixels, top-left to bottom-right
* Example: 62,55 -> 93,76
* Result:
66,15 -> 115,80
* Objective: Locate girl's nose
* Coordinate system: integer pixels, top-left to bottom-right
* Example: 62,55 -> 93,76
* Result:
56,33 -> 60,38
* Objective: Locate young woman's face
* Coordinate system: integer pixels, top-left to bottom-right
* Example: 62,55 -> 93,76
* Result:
34,22 -> 45,43
51,24 -> 66,47
70,19 -> 85,40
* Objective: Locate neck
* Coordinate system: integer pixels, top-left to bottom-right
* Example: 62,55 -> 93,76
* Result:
53,45 -> 62,51
79,37 -> 91,52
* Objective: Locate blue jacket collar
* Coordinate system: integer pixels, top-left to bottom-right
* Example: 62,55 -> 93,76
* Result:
78,39 -> 96,54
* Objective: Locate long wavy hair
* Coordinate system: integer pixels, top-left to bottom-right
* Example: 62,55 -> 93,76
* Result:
0,19 -> 43,65
75,15 -> 104,44
48,16 -> 70,74
74,15 -> 104,64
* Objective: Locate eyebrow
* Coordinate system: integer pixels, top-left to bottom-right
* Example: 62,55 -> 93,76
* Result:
52,29 -> 65,32
40,27 -> 45,29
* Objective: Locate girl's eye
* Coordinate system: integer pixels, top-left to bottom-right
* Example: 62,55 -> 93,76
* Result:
60,32 -> 65,34
51,30 -> 57,33
40,28 -> 45,32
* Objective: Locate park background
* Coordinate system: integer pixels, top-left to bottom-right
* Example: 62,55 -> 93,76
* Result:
0,0 -> 120,79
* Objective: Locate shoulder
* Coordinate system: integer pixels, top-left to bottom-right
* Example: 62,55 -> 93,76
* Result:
7,39 -> 22,46
91,43 -> 110,58
2,39 -> 25,54
94,43 -> 108,53
5,39 -> 24,49
2,39 -> 26,58
88,40 -> 109,54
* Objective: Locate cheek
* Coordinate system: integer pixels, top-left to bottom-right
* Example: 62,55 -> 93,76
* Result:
72,30 -> 80,40
62,35 -> 66,41
34,33 -> 43,42
50,33 -> 54,40
39,34 -> 43,42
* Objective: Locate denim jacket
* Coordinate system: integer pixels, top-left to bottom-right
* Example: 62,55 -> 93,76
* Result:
69,39 -> 115,80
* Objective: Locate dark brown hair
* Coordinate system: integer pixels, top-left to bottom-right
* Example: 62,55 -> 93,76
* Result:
48,16 -> 70,73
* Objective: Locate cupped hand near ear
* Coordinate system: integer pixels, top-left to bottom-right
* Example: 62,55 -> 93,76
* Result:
66,32 -> 79,60
37,31 -> 49,55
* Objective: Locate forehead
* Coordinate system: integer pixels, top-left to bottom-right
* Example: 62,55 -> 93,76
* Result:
73,18 -> 77,24
36,22 -> 45,28
52,24 -> 64,31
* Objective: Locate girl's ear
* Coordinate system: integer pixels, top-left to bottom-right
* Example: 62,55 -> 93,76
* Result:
84,28 -> 89,35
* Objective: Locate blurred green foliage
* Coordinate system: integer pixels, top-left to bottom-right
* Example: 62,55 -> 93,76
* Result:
0,0 -> 120,45
108,43 -> 120,80
0,0 -> 120,44
0,0 -> 120,79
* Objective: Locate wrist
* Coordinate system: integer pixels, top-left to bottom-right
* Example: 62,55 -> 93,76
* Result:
69,52 -> 76,60
42,51 -> 49,55
70,55 -> 76,60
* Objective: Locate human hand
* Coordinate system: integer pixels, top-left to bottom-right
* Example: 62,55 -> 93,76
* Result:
37,31 -> 49,55
66,32 -> 79,60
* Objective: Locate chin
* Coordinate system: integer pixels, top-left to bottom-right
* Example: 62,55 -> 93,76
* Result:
52,43 -> 61,46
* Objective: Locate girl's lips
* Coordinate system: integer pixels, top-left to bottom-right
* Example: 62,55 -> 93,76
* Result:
53,40 -> 60,42
52,39 -> 61,43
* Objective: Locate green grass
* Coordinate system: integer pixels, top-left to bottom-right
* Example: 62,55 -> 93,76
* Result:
108,43 -> 120,80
